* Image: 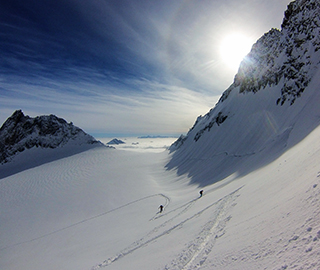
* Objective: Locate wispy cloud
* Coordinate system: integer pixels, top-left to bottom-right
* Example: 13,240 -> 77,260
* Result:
0,0 -> 292,136
0,74 -> 218,136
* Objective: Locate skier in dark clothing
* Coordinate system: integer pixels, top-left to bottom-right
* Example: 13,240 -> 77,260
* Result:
159,205 -> 164,213
199,190 -> 204,197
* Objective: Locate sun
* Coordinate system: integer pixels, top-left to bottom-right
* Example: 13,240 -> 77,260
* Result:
220,33 -> 253,70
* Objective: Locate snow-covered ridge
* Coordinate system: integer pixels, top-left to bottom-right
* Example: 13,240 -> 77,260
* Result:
0,110 -> 103,164
222,0 -> 320,106
167,0 -> 320,186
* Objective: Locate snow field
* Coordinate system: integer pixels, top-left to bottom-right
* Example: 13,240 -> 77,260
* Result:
0,148 -> 171,269
1,125 -> 320,269
210,124 -> 320,269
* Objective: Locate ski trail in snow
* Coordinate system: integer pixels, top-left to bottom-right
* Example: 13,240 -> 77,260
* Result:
91,186 -> 243,270
162,187 -> 241,270
0,193 -> 169,251
93,198 -> 198,269
149,195 -> 171,221
177,201 -> 233,270
150,195 -> 197,221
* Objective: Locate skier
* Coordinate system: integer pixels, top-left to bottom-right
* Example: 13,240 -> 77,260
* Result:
159,205 -> 164,213
199,190 -> 204,197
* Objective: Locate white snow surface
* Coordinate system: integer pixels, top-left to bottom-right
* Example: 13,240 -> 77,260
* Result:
1,128 -> 320,270
2,2 -> 320,269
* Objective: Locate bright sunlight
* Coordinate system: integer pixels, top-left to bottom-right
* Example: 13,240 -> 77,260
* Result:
220,33 -> 253,70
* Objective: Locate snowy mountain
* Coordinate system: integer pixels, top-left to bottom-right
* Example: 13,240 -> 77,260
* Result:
167,0 -> 320,186
2,1 -> 320,270
107,138 -> 125,145
0,110 -> 104,178
0,109 -> 103,164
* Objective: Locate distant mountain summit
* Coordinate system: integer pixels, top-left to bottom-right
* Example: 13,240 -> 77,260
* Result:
167,0 -> 320,186
107,138 -> 125,145
0,110 -> 103,164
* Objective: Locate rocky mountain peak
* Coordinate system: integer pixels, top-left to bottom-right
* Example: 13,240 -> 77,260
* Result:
219,0 -> 320,106
0,110 -> 103,164
281,0 -> 320,29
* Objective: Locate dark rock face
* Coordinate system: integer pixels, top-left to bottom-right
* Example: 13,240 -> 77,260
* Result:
220,0 -> 320,106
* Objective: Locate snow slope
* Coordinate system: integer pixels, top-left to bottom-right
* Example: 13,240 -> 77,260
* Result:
1,124 -> 320,270
167,0 -> 320,187
0,110 -> 104,179
1,1 -> 320,269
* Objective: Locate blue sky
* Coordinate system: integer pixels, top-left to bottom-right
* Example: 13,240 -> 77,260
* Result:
0,0 -> 291,137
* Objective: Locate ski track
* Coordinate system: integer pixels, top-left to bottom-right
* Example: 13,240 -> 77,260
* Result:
150,196 -> 196,221
91,187 -> 242,270
211,180 -> 320,270
0,193 -> 170,251
162,189 -> 240,270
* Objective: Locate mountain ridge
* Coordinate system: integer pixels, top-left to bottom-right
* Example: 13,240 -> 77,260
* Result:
167,0 -> 320,186
222,0 -> 320,105
0,109 -> 104,165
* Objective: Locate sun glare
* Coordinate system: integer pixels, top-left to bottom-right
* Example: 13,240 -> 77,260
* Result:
220,33 -> 253,70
